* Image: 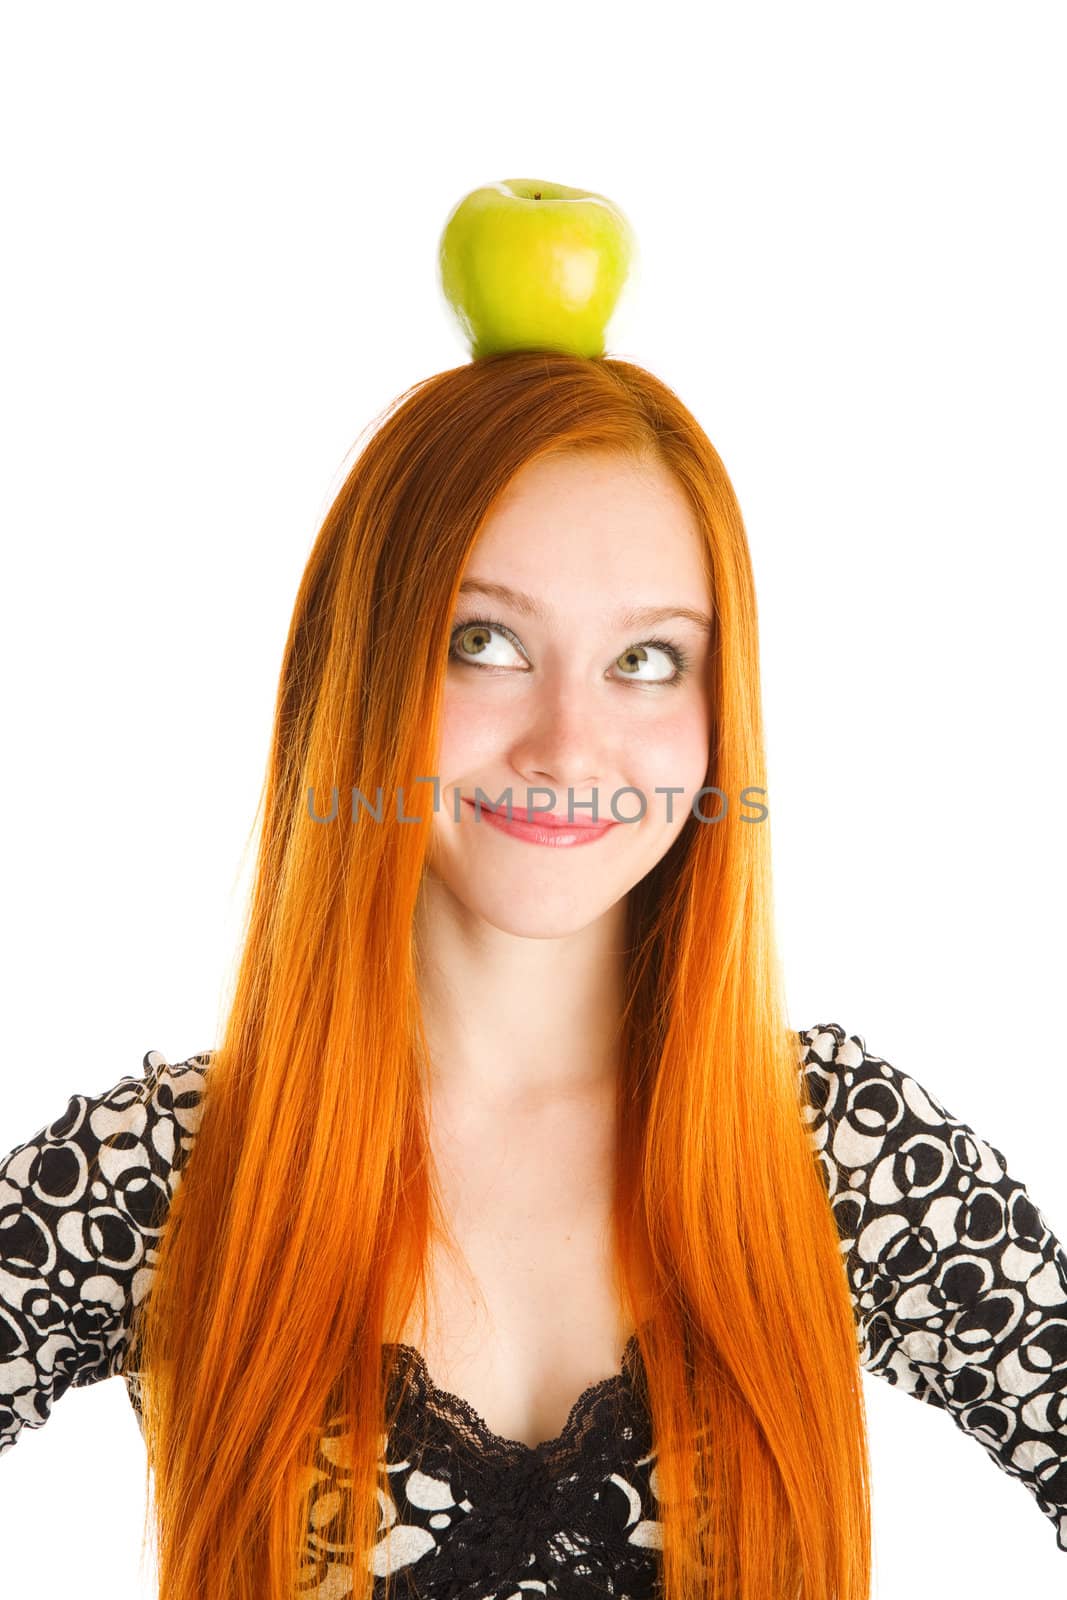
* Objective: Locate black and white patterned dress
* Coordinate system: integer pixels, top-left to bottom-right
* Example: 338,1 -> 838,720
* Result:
2,1021 -> 1065,1596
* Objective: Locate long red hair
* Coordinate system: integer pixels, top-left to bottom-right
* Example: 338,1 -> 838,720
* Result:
128,351 -> 872,1598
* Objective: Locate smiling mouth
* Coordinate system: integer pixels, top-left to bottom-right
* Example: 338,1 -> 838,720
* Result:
463,798 -> 614,830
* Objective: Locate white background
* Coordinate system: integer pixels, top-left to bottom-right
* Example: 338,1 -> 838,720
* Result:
1,4 -> 1064,1596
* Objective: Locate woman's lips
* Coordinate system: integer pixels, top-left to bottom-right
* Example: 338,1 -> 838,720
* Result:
468,799 -> 606,827
462,798 -> 619,847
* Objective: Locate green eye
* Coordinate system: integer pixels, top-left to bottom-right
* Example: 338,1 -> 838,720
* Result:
448,617 -> 691,687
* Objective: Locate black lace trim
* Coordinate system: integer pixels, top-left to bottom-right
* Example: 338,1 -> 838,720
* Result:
377,1336 -> 661,1597
385,1333 -> 647,1478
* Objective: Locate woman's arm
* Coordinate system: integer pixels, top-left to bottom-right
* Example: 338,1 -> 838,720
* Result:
0,1052 -> 210,1454
799,1021 -> 1067,1553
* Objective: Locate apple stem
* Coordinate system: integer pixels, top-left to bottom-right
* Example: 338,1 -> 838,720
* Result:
533,191 -> 541,199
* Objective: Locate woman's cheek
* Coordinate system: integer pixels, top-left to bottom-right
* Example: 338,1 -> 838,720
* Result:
625,712 -> 711,821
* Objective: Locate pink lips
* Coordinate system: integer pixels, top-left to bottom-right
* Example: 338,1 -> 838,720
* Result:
472,800 -> 606,828
462,798 -> 618,847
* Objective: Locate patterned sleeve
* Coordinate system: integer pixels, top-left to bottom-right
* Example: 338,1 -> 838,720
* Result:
797,1021 -> 1067,1553
0,1049 -> 211,1455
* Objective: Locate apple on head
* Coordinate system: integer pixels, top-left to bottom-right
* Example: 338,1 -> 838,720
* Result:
438,178 -> 636,361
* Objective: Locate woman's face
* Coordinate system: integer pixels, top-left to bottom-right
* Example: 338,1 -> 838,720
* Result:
424,448 -> 715,939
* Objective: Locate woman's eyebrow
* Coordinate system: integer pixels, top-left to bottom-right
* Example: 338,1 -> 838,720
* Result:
457,578 -> 713,634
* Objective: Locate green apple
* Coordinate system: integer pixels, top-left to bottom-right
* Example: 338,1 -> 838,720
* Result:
438,178 -> 636,360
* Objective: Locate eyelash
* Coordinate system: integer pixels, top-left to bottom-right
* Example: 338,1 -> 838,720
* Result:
447,614 -> 692,688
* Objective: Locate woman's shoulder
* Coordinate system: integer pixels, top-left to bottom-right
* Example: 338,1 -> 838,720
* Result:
138,1046 -> 215,1121
792,1018 -> 1004,1174
796,1017 -> 954,1127
71,1046 -> 217,1188
0,1046 -> 216,1195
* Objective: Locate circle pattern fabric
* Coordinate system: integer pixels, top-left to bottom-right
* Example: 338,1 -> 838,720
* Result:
2,1022 -> 1065,1594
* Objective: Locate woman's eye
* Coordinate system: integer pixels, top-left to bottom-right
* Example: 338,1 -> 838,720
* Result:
447,618 -> 690,687
449,620 -> 523,669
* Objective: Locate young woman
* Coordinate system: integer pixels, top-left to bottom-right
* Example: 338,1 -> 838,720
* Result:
2,352 -> 1064,1600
